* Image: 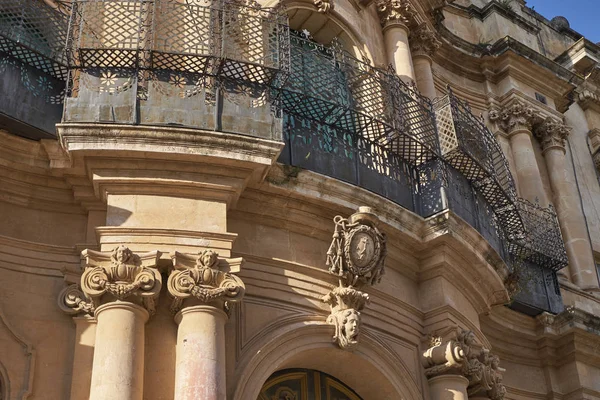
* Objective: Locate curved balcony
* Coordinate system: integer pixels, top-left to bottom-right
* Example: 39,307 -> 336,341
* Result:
2,0 -> 567,314
0,0 -> 68,138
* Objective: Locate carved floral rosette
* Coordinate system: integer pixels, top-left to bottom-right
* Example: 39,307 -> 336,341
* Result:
168,250 -> 245,314
322,285 -> 370,351
59,245 -> 162,316
326,207 -> 386,287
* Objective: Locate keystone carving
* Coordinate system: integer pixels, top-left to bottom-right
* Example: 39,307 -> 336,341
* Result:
59,245 -> 162,316
168,250 -> 245,315
422,329 -> 506,400
489,101 -> 536,133
410,25 -> 441,58
322,285 -> 370,351
534,117 -> 571,153
376,0 -> 415,28
323,206 -> 386,351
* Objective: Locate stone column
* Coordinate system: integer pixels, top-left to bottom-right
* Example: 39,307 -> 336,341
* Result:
409,25 -> 440,100
168,250 -> 245,400
376,0 -> 415,82
428,375 -> 469,400
535,118 -> 599,289
59,246 -> 162,400
489,101 -> 549,206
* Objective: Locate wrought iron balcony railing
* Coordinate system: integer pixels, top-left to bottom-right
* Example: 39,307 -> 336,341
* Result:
434,90 -> 567,271
0,0 -> 68,137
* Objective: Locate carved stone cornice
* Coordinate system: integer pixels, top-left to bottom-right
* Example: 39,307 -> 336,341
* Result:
534,117 -> 571,154
488,101 -> 536,134
376,0 -> 416,30
575,84 -> 600,113
168,250 -> 245,315
58,245 -> 162,316
410,25 -> 441,59
323,206 -> 387,351
422,329 -> 507,400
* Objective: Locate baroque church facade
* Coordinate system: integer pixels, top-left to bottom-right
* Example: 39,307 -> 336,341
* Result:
1,0 -> 600,399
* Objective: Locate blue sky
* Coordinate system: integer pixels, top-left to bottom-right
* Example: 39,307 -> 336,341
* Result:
525,0 -> 600,42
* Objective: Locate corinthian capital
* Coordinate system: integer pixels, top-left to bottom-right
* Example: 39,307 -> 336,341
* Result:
410,25 -> 441,58
376,0 -> 415,29
168,250 -> 245,315
78,246 -> 162,314
534,117 -> 571,153
488,101 -> 536,133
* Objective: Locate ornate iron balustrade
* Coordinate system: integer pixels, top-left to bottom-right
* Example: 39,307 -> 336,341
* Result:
66,0 -> 289,84
510,199 -> 568,271
277,33 -> 439,166
0,0 -> 68,80
434,89 -> 567,271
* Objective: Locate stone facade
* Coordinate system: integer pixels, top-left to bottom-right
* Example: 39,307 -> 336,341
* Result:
1,0 -> 600,400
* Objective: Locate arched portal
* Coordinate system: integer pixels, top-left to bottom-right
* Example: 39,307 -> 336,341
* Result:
258,368 -> 362,400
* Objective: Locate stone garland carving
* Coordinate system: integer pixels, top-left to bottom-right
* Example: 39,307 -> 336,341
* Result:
489,101 -> 536,133
376,0 -> 416,28
534,117 -> 571,153
323,207 -> 386,351
409,25 -> 441,58
168,250 -> 245,315
58,245 -> 162,316
422,329 -> 507,400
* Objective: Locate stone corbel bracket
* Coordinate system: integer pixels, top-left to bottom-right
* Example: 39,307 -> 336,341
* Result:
59,245 -> 162,316
168,250 -> 245,315
323,206 -> 386,351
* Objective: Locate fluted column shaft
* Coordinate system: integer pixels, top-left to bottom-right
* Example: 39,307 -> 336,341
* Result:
90,302 -> 148,400
174,306 -> 228,400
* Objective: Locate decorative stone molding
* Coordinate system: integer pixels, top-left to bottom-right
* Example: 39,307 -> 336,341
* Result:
313,0 -> 332,13
168,250 -> 245,315
534,117 -> 571,153
422,329 -> 506,400
376,0 -> 415,29
410,25 -> 441,58
59,245 -> 162,316
322,285 -> 370,351
323,207 -> 386,350
488,101 -> 536,133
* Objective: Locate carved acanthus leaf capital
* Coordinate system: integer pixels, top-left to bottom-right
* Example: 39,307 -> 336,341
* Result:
376,0 -> 416,29
488,101 -> 536,133
168,250 -> 245,315
322,284 -> 370,351
534,117 -> 571,153
410,25 -> 441,58
63,245 -> 162,316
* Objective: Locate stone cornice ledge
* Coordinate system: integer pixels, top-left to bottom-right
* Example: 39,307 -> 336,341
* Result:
57,123 -> 285,169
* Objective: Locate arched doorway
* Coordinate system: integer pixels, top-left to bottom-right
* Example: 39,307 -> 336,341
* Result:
258,368 -> 362,400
